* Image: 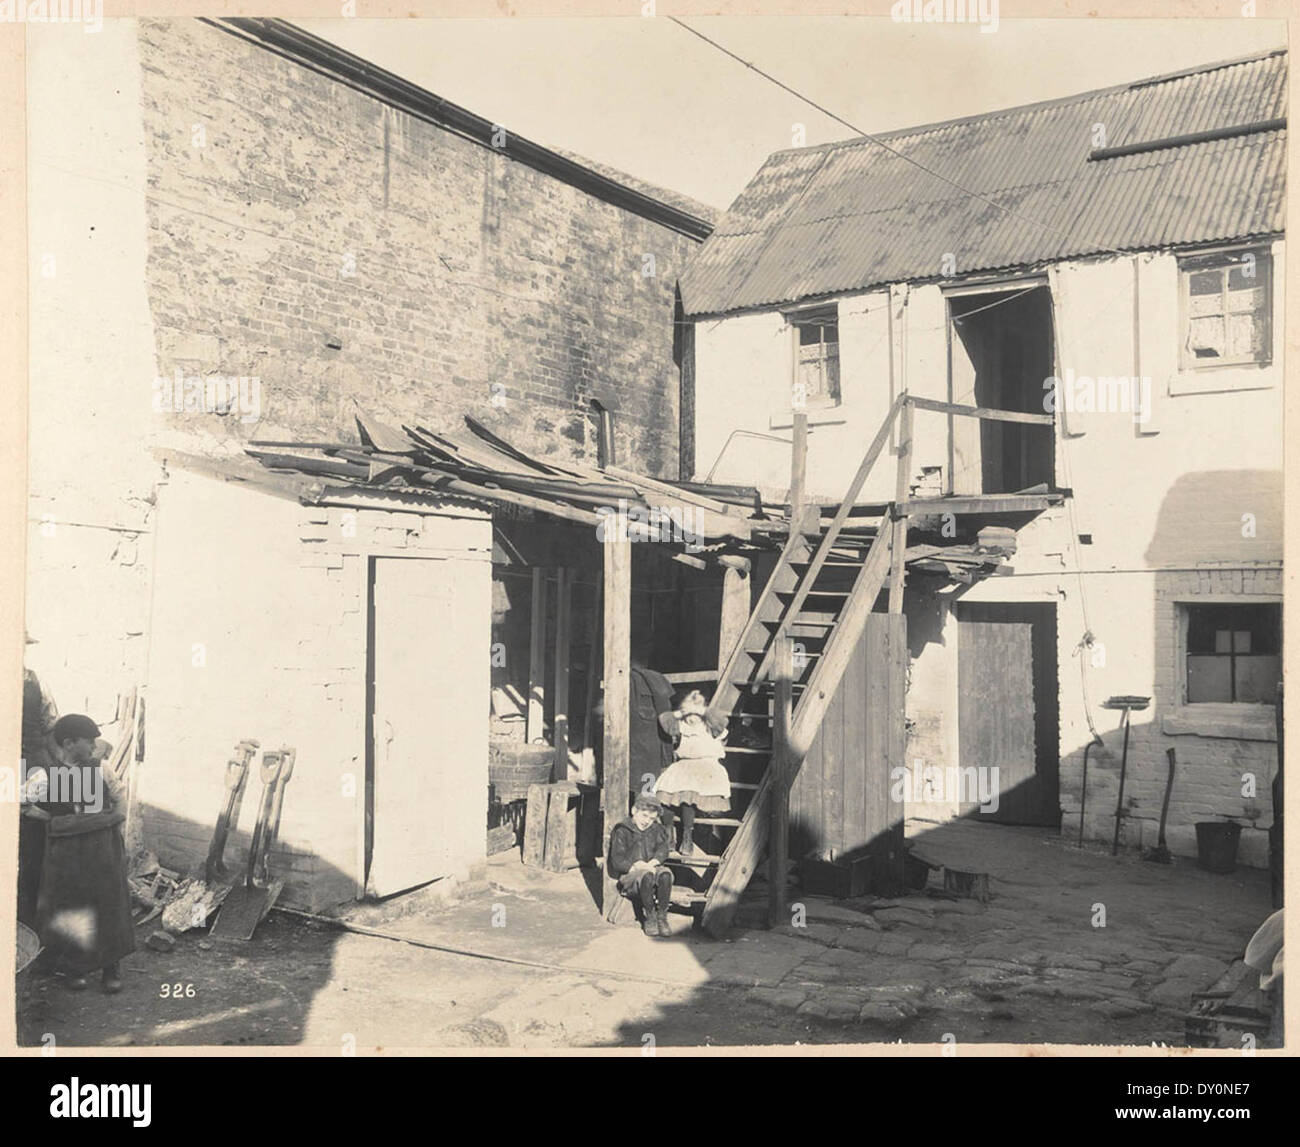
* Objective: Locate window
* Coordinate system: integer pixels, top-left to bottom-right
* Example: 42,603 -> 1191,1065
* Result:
1185,603 -> 1281,704
789,305 -> 840,408
1180,249 -> 1272,368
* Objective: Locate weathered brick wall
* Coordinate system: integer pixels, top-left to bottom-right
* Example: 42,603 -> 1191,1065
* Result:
137,17 -> 699,478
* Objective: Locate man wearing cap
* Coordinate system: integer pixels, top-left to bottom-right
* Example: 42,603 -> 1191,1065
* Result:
33,714 -> 135,993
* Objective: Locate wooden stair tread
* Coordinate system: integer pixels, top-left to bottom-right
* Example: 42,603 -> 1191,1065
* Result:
667,851 -> 720,868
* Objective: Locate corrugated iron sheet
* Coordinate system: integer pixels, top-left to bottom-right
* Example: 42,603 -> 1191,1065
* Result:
681,50 -> 1286,317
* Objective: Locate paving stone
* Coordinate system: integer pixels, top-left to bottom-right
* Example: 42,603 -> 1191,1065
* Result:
1055,983 -> 1110,1001
1013,982 -> 1060,999
1164,953 -> 1231,986
858,1001 -> 917,1027
876,961 -> 947,985
792,963 -> 847,984
858,982 -> 928,1001
747,986 -> 808,1012
800,901 -> 882,929
909,943 -> 962,962
970,941 -> 1040,965
835,929 -> 913,956
1044,967 -> 1140,992
797,994 -> 862,1022
874,907 -> 936,929
945,914 -> 1000,934
1090,997 -> 1156,1019
1148,977 -> 1204,1009
958,966 -> 1021,988
857,897 -> 933,912
966,957 -> 1037,973
772,922 -> 841,946
1123,960 -> 1168,977
820,946 -> 877,968
1042,952 -> 1103,971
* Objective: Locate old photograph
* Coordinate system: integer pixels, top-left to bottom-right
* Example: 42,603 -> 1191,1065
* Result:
10,8 -> 1288,1056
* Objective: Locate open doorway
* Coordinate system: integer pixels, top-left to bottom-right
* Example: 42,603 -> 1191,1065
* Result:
947,285 -> 1056,495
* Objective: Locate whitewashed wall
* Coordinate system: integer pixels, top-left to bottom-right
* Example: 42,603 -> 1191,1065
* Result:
691,244 -> 1284,864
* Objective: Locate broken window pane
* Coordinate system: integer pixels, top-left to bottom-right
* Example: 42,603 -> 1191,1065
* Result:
1188,315 -> 1225,358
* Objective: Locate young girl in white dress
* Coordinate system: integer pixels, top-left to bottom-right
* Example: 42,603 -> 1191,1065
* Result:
653,690 -> 731,856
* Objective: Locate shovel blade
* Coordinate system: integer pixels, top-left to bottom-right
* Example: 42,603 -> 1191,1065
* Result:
209,880 -> 284,942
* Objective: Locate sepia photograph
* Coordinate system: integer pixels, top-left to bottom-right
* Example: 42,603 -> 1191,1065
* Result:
6,3 -> 1290,1065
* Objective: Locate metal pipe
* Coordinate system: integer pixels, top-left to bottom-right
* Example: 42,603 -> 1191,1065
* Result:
1110,708 -> 1133,856
1078,734 -> 1103,846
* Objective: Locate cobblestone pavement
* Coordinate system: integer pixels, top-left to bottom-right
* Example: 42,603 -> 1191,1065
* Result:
720,819 -> 1273,1045
20,821 -> 1275,1049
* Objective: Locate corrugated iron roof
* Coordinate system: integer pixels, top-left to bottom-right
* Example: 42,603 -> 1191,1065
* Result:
681,49 -> 1286,317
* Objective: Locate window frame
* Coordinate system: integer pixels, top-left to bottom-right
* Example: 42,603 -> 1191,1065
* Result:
1177,599 -> 1282,706
785,302 -> 842,411
1177,246 -> 1273,372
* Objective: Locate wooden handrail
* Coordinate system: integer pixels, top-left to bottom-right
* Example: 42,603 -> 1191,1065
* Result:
906,394 -> 1054,426
754,393 -> 905,681
708,503 -> 820,711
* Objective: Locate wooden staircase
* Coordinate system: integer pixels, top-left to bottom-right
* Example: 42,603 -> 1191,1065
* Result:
658,392 -> 1058,935
659,396 -> 910,936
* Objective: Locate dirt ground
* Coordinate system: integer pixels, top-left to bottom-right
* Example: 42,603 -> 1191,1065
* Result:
17,820 -> 1278,1050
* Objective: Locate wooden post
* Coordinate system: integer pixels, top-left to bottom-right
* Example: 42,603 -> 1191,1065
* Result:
581,568 -> 603,762
768,637 -> 793,928
600,535 -> 632,916
552,567 -> 572,780
788,410 -> 808,521
889,399 -> 913,614
527,567 -> 547,744
718,565 -> 750,673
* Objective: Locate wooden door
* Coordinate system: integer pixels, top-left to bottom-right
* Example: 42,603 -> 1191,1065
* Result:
957,602 -> 1059,826
790,613 -> 906,880
367,556 -> 486,897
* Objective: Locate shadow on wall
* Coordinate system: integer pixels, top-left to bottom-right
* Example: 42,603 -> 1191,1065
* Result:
1063,469 -> 1284,858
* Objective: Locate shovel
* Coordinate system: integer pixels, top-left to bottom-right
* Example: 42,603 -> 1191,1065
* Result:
205,739 -> 258,884
211,748 -> 295,941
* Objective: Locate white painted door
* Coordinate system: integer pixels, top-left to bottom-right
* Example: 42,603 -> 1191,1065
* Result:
367,555 -> 487,898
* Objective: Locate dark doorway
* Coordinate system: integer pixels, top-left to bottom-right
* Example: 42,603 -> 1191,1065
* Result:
948,286 -> 1056,494
956,601 -> 1060,826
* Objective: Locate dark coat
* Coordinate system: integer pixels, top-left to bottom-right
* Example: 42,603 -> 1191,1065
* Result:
607,815 -> 672,881
629,666 -> 675,789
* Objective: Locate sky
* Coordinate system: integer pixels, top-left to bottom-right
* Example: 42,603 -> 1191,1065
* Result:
297,16 -> 1288,212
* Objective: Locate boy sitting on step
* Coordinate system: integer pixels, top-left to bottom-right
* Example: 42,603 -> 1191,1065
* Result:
608,795 -> 674,937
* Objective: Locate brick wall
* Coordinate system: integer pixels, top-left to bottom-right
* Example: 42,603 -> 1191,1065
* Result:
137,18 -> 699,479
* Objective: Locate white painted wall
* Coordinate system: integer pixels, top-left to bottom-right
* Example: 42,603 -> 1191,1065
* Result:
692,244 -> 1284,863
25,21 -> 161,720
144,469 -> 493,909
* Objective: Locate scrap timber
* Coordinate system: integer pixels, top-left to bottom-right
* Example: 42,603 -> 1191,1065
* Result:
243,411 -> 1031,582
242,402 -> 1044,935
